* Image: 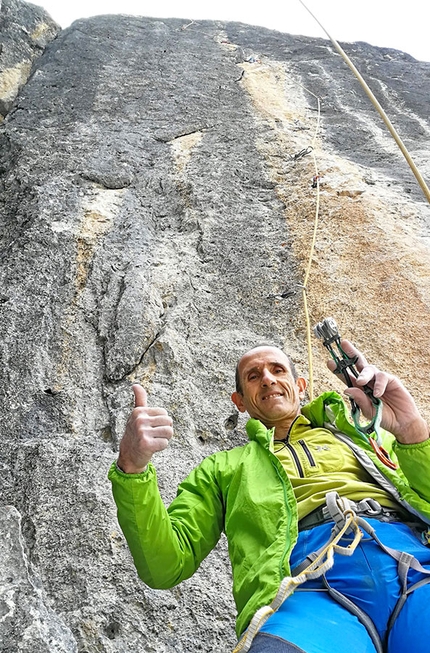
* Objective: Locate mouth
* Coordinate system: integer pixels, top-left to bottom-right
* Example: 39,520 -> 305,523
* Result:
262,392 -> 284,401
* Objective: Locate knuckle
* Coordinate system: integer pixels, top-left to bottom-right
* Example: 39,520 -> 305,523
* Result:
132,407 -> 148,422
148,407 -> 167,416
140,433 -> 153,448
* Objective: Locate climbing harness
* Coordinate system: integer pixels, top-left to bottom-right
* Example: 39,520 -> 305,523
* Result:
232,492 -> 363,653
314,317 -> 398,470
293,494 -> 430,653
232,492 -> 430,653
297,497 -> 404,532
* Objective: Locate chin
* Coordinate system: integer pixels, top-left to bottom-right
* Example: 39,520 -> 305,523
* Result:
260,410 -> 285,422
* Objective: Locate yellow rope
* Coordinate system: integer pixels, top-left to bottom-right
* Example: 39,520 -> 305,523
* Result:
301,91 -> 321,401
298,0 -> 430,205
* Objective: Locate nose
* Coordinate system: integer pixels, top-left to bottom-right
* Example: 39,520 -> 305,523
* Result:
261,369 -> 276,386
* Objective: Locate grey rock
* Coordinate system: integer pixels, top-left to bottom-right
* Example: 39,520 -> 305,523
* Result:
0,505 -> 77,652
1,5 -> 430,652
0,0 -> 60,118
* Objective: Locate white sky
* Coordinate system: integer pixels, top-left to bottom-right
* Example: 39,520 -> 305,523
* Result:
38,0 -> 430,63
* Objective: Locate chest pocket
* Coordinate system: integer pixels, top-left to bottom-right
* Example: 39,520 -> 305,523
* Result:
281,433 -> 346,477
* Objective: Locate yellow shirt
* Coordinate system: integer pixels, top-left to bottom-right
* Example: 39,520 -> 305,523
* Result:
274,414 -> 401,521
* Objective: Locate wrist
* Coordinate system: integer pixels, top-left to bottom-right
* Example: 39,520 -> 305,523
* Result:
394,417 -> 429,445
116,456 -> 148,474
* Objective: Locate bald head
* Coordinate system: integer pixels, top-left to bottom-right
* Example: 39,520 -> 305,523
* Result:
231,345 -> 307,434
235,345 -> 298,395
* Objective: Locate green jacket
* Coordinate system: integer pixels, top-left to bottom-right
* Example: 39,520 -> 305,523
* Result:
109,392 -> 430,637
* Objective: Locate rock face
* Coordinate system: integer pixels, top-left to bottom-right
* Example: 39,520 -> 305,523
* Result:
1,2 -> 430,651
0,506 -> 77,652
0,0 -> 60,119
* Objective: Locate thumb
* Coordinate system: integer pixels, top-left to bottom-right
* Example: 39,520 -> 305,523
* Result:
132,384 -> 147,408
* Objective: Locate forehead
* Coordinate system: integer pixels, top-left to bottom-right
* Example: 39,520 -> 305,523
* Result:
238,347 -> 292,375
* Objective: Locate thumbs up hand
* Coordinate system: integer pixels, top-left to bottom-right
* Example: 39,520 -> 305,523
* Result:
117,384 -> 174,474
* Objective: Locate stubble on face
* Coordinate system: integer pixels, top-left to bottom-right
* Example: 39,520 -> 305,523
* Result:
233,346 -> 306,434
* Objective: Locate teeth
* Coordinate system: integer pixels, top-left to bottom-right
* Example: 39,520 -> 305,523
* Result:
263,393 -> 282,400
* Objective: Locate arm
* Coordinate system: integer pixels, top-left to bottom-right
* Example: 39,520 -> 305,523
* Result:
327,340 -> 430,500
108,457 -> 224,588
109,384 -> 223,587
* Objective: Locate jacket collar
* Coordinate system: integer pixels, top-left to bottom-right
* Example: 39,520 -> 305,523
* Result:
245,418 -> 274,448
301,390 -> 367,442
245,413 -> 313,448
245,391 -> 356,448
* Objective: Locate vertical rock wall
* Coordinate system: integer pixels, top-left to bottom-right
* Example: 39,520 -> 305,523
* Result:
1,5 -> 430,651
0,0 -> 60,119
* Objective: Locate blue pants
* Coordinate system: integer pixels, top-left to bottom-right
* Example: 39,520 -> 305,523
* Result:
249,519 -> 430,653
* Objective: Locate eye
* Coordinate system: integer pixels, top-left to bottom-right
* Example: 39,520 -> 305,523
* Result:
274,367 -> 284,374
248,373 -> 258,381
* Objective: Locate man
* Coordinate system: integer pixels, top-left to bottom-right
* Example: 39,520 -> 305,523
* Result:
109,341 -> 430,653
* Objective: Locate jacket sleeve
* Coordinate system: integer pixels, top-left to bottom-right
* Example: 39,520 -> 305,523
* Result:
108,457 -> 224,589
393,437 -> 430,501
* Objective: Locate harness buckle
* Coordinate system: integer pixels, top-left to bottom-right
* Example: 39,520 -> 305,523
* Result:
355,498 -> 383,516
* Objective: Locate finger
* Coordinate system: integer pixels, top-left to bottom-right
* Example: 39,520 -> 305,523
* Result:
150,437 -> 170,453
144,426 -> 173,444
150,414 -> 173,428
327,359 -> 337,373
150,425 -> 173,439
354,364 -> 378,386
134,413 -> 173,428
344,387 -> 375,419
132,384 -> 147,408
339,339 -> 370,371
354,366 -> 390,398
372,371 -> 390,398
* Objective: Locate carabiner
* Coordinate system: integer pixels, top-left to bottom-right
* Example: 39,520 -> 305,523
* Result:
314,317 -> 398,470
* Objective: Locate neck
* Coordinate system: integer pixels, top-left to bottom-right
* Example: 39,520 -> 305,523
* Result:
264,413 -> 301,440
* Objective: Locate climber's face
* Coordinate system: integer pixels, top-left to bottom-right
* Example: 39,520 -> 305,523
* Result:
231,346 -> 307,430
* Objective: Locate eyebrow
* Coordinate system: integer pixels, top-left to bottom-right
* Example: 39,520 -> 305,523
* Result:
243,361 -> 287,375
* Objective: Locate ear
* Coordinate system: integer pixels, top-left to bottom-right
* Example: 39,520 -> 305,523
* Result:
231,391 -> 247,413
296,377 -> 307,398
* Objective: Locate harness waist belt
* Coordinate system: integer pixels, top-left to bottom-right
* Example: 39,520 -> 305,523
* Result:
299,498 -> 405,532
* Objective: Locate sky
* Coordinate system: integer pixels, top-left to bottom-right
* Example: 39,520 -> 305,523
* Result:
38,0 -> 430,63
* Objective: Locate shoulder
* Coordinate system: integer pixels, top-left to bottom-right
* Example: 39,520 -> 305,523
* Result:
183,442 -> 256,490
196,442 -> 252,473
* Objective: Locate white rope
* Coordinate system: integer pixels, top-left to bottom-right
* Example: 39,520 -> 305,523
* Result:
232,501 -> 363,652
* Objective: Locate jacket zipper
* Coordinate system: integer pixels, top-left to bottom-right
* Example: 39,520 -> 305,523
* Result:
285,442 -> 304,478
270,455 -> 295,581
298,440 -> 316,467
